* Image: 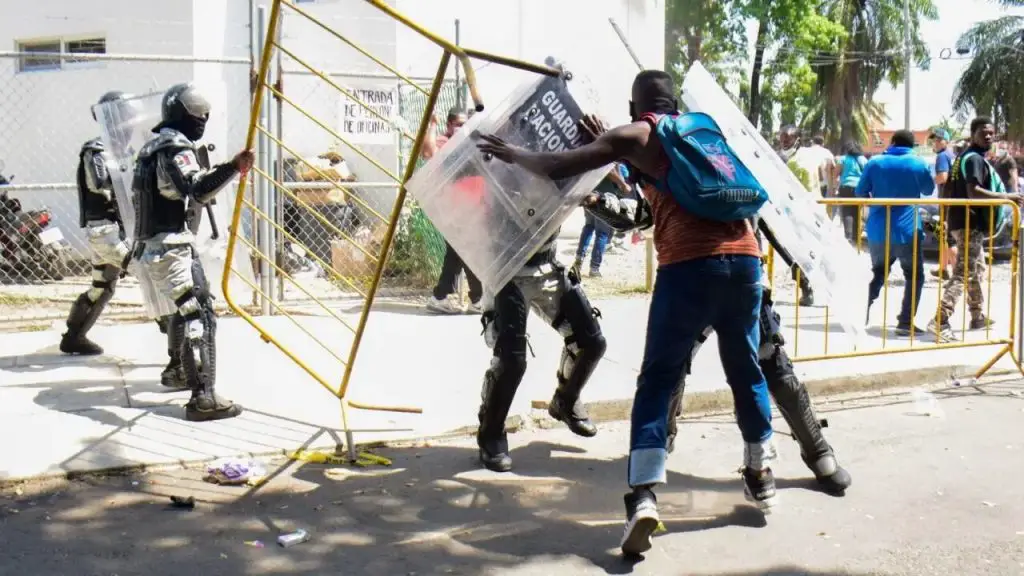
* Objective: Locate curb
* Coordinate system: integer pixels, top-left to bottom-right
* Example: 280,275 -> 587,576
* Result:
0,364 -> 1015,487
530,364 -> 1012,425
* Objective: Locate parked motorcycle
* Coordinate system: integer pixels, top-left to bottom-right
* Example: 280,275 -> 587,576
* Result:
0,160 -> 71,282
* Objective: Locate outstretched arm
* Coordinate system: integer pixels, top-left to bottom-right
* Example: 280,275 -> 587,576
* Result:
160,149 -> 254,204
476,121 -> 648,180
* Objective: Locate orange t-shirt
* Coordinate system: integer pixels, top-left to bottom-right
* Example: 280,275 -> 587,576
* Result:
638,113 -> 761,267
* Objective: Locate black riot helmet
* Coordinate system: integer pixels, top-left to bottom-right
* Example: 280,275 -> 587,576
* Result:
152,83 -> 212,141
91,90 -> 127,122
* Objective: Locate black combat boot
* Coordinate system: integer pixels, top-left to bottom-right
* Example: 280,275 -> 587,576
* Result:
60,293 -> 104,355
762,348 -> 851,495
159,315 -> 188,391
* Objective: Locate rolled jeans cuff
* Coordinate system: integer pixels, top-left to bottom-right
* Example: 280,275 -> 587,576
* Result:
628,447 -> 667,487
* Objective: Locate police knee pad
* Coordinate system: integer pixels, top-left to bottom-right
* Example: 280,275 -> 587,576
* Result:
86,264 -> 119,303
492,337 -> 529,382
557,283 -> 605,350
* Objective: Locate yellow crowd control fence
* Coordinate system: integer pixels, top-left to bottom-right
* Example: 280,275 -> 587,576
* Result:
766,197 -> 1024,380
221,0 -> 562,458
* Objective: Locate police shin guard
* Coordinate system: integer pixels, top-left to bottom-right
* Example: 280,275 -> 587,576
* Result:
548,285 -> 605,438
177,262 -> 241,422
478,344 -> 528,472
61,265 -> 119,356
762,347 -> 851,495
158,314 -> 187,391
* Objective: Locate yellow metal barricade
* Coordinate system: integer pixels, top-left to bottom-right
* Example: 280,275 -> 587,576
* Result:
766,197 -> 1024,380
222,0 -> 562,457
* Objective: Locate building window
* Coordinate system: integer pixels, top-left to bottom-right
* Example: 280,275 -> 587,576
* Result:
17,40 -> 62,72
16,36 -> 106,73
64,37 -> 106,64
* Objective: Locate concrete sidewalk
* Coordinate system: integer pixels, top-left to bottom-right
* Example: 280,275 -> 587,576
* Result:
1,287 -> 1021,482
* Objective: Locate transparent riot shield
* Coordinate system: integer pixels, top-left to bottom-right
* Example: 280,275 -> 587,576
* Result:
93,91 -> 161,242
405,69 -> 609,293
681,61 -> 870,342
93,90 -> 255,314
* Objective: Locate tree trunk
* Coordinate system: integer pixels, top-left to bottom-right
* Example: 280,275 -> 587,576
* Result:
747,18 -> 768,126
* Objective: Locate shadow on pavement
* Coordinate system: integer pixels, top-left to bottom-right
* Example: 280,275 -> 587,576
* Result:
0,439 -> 838,576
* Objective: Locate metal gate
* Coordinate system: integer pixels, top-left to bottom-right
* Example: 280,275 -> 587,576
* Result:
223,0 -> 562,457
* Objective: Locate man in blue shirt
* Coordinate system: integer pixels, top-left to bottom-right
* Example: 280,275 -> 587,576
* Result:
930,129 -> 958,280
856,130 -> 935,335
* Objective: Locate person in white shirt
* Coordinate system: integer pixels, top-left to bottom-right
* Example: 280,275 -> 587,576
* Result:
807,134 -> 836,198
776,125 -> 816,306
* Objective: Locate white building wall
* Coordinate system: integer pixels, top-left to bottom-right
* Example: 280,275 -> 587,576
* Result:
395,0 -> 665,126
0,0 -> 197,186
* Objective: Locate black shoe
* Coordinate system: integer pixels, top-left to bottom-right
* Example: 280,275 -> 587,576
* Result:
742,467 -> 778,513
59,334 -> 103,356
160,365 -> 188,391
185,394 -> 243,422
799,293 -> 815,307
802,452 -> 852,496
548,392 -> 597,438
894,323 -> 927,337
970,316 -> 995,331
477,432 -> 512,472
620,487 -> 660,556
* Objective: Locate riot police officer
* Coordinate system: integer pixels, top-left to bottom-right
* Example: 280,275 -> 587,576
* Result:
61,92 -> 141,356
477,218 -> 609,473
132,82 -> 253,422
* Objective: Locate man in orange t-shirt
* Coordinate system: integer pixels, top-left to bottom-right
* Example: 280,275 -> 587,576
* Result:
478,70 -> 778,556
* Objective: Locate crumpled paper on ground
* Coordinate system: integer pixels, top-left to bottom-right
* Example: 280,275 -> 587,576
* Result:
204,458 -> 267,486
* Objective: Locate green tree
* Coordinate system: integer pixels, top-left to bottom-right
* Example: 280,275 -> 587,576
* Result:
741,0 -> 847,128
809,0 -> 938,147
952,11 -> 1024,139
665,0 -> 749,98
932,115 -> 967,140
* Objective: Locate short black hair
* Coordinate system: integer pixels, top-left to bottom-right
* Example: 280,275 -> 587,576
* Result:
812,134 -> 825,145
631,70 -> 677,115
780,124 -> 799,137
447,107 -> 467,123
891,130 -> 916,148
970,116 -> 994,135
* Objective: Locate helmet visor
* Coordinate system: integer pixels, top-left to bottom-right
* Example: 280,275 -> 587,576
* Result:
180,88 -> 212,118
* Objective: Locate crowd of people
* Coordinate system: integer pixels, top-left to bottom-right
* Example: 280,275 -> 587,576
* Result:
776,120 -> 1024,341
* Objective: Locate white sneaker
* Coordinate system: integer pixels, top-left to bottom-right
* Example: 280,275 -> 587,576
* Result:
466,301 -> 483,315
425,296 -> 462,315
926,318 -> 957,343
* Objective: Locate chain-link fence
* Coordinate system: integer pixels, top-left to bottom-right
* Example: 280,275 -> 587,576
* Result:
0,7 -> 482,329
0,51 -> 256,329
257,48 -> 470,314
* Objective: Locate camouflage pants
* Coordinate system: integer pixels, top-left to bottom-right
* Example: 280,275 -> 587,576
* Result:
938,229 -> 985,323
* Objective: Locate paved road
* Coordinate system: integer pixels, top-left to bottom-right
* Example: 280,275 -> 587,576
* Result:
2,382 -> 1024,576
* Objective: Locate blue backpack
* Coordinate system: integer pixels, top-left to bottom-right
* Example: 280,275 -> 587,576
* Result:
651,113 -> 768,221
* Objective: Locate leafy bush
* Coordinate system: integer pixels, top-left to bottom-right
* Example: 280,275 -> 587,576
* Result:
386,201 -> 446,289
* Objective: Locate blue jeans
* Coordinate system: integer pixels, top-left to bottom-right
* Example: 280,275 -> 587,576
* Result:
628,255 -> 773,487
867,237 -> 924,327
576,212 -> 612,270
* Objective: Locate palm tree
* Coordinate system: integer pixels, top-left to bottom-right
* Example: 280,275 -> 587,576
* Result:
810,0 -> 936,146
952,5 -> 1024,139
